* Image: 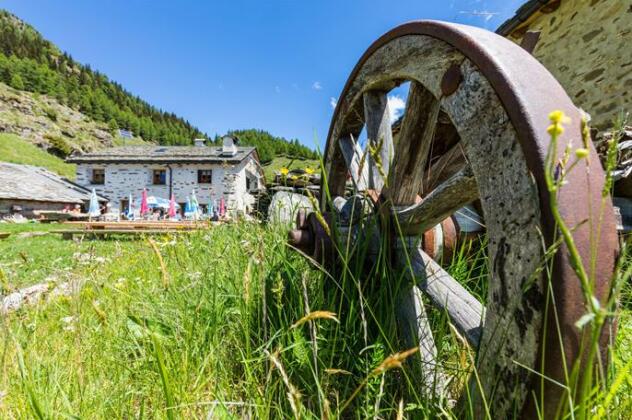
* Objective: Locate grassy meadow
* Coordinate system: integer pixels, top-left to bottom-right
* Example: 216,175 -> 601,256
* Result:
0,220 -> 630,418
261,156 -> 320,181
0,133 -> 76,179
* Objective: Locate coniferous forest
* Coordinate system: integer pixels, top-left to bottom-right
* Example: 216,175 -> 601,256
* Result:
0,10 -> 317,160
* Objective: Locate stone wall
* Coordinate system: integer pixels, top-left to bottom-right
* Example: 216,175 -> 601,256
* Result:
0,199 -> 72,216
505,0 -> 632,130
75,156 -> 263,214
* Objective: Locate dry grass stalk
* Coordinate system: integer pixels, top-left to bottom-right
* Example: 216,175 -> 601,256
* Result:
266,349 -> 303,417
147,238 -> 169,289
291,310 -> 339,329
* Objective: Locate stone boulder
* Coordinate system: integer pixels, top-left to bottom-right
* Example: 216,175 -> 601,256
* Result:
267,191 -> 315,227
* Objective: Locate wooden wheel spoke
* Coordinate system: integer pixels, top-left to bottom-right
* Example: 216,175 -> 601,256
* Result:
395,165 -> 478,235
385,81 -> 440,205
397,284 -> 447,396
363,90 -> 393,191
338,136 -> 370,191
407,247 -> 485,348
424,141 -> 466,193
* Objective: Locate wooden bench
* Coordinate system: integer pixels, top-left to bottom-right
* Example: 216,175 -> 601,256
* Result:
62,221 -> 209,230
52,229 -> 192,240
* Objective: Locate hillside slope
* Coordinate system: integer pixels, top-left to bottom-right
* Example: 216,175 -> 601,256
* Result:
0,133 -> 75,178
0,10 -> 204,146
0,81 -> 146,154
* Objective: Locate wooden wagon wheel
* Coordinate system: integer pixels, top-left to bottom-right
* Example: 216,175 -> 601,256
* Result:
312,21 -> 619,417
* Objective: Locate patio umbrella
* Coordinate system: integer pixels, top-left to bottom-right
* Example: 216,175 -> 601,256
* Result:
146,196 -> 176,210
88,188 -> 100,218
219,196 -> 226,217
168,194 -> 177,218
140,189 -> 149,216
127,193 -> 135,219
184,197 -> 192,218
190,190 -> 200,220
207,197 -> 213,216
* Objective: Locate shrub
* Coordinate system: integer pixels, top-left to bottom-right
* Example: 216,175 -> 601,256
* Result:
44,133 -> 74,158
43,106 -> 57,122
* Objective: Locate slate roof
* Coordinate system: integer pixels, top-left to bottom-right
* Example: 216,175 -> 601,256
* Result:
66,145 -> 257,164
496,0 -> 553,36
0,162 -> 104,204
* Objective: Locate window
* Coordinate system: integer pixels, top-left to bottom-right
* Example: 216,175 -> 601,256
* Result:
246,177 -> 251,191
92,168 -> 105,185
198,169 -> 212,184
153,169 -> 166,185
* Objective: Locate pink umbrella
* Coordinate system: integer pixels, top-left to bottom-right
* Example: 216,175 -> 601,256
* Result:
140,189 -> 149,216
168,193 -> 177,219
219,197 -> 226,217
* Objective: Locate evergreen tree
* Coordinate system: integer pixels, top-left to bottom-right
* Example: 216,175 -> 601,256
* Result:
107,118 -> 119,135
9,72 -> 24,89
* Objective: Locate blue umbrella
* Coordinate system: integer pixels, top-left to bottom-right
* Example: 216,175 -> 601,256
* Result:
88,188 -> 100,218
184,197 -> 192,217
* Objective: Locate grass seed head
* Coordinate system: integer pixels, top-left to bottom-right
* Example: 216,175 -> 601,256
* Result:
291,310 -> 339,329
371,347 -> 419,376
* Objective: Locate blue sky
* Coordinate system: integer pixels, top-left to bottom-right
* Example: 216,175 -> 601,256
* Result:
2,0 -> 524,150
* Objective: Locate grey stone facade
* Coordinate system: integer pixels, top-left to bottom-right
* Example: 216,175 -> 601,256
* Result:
69,141 -> 265,214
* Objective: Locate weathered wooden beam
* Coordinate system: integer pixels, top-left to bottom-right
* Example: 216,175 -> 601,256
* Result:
396,166 -> 477,235
406,246 -> 485,347
423,142 -> 467,193
384,81 -> 440,205
338,136 -> 369,191
363,90 -> 393,191
396,281 -> 446,397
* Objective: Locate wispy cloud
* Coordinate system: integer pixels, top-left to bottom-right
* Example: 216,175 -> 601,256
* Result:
312,81 -> 323,90
387,95 -> 406,122
330,97 -> 338,110
458,10 -> 499,22
275,85 -> 281,94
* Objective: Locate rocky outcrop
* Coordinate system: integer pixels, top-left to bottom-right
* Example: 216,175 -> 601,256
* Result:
0,81 -> 140,154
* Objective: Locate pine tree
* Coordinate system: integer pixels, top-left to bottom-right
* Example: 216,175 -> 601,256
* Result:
108,118 -> 119,135
9,72 -> 24,90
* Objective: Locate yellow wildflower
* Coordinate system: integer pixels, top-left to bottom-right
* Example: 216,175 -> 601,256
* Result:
304,167 -> 315,175
548,110 -> 571,125
575,148 -> 589,159
280,167 -> 289,176
547,124 -> 564,137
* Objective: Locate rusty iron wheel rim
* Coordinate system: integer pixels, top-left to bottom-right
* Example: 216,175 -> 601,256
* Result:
321,20 -> 619,416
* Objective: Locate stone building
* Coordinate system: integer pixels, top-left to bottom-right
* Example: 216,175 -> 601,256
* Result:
66,136 -> 265,215
497,0 -> 631,131
0,162 -> 106,217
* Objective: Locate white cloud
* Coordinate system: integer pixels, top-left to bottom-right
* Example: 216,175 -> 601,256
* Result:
330,97 -> 338,110
458,10 -> 498,22
312,81 -> 322,90
387,95 -> 406,122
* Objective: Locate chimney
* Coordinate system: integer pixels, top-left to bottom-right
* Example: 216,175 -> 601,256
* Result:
222,135 -> 238,156
194,138 -> 206,147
